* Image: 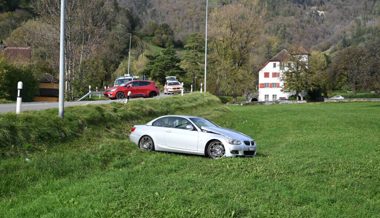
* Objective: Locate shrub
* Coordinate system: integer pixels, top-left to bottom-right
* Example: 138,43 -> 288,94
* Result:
0,60 -> 38,102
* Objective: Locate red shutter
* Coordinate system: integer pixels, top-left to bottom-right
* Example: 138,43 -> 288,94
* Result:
278,83 -> 280,88
269,83 -> 273,88
259,83 -> 265,88
264,72 -> 270,78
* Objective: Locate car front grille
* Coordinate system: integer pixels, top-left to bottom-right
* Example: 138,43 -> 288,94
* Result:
244,141 -> 255,146
244,151 -> 256,156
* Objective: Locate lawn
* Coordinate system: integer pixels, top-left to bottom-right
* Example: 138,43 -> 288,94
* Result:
1,102 -> 379,217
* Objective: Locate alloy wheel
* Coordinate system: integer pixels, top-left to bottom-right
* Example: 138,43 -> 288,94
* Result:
208,141 -> 225,159
139,136 -> 154,151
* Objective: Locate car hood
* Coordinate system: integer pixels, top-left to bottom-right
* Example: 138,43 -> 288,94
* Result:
105,86 -> 120,91
166,85 -> 182,88
201,126 -> 252,141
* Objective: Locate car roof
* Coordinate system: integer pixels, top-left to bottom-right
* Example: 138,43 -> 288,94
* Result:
127,80 -> 153,83
156,115 -> 202,119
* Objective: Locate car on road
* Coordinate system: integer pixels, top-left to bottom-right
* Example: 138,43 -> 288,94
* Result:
113,75 -> 135,87
130,115 -> 257,159
164,80 -> 183,94
104,80 -> 159,99
329,95 -> 345,100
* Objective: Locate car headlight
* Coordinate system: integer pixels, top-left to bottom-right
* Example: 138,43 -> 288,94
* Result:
110,88 -> 117,92
228,139 -> 242,145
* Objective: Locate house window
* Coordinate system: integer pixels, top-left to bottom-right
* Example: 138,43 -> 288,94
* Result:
264,83 -> 270,88
272,83 -> 278,88
264,72 -> 270,78
273,63 -> 277,68
273,95 -> 277,101
280,62 -> 284,70
265,95 -> 269,101
272,72 -> 280,78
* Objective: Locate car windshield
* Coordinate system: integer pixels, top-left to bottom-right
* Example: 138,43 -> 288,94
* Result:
168,82 -> 180,86
115,78 -> 132,86
190,118 -> 218,129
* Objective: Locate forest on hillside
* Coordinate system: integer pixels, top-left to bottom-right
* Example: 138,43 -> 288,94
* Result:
0,0 -> 379,100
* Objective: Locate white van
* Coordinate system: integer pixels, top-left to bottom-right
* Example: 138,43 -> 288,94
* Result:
113,74 -> 139,87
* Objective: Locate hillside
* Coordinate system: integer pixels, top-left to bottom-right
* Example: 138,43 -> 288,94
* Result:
118,0 -> 380,51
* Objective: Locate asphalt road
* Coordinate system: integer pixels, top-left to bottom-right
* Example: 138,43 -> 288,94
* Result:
0,94 -> 168,114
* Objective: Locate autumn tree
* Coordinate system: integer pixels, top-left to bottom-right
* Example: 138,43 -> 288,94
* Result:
152,23 -> 175,48
18,0 -> 133,99
283,57 -> 310,100
208,2 -> 262,99
309,51 -> 331,97
331,47 -> 370,93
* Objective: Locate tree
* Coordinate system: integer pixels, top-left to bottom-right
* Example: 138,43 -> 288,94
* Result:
21,0 -> 133,99
0,58 -> 38,102
309,51 -> 331,97
180,33 -> 204,90
152,23 -> 174,48
331,47 -> 369,93
5,20 -> 60,72
143,47 -> 184,85
282,57 -> 311,100
208,3 -> 263,99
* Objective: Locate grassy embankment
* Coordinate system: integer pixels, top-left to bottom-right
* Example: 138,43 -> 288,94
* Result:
1,97 -> 380,217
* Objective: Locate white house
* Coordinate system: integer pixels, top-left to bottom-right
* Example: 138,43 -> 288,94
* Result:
258,49 -> 309,102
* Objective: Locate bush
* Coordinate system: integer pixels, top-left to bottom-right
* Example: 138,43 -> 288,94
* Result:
0,60 -> 38,102
218,96 -> 246,104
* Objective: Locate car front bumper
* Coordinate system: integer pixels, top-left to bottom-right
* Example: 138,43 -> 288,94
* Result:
103,91 -> 116,99
225,144 -> 257,157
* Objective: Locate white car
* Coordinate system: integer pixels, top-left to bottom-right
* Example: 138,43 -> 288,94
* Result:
129,115 -> 257,158
164,80 -> 183,94
329,95 -> 345,100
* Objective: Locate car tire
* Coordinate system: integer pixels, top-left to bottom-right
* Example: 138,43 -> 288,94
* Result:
116,92 -> 125,99
206,140 -> 225,159
149,91 -> 157,98
139,135 -> 155,151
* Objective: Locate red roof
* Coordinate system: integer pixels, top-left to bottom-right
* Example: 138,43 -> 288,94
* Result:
2,47 -> 32,63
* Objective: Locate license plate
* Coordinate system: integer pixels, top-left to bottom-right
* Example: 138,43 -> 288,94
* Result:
248,147 -> 255,151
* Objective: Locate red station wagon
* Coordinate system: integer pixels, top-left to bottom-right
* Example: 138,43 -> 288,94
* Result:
104,80 -> 159,99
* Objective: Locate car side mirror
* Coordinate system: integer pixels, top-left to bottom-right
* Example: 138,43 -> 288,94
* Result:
126,84 -> 132,88
185,125 -> 194,131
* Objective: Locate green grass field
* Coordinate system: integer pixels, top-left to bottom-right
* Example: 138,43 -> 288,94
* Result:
1,102 -> 380,217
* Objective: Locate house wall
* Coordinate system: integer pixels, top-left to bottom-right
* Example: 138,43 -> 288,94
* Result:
258,61 -> 292,102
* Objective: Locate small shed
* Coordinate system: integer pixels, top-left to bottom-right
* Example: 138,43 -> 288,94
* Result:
33,74 -> 59,102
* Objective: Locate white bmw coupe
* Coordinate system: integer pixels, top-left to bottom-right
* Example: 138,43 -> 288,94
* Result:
129,115 -> 257,158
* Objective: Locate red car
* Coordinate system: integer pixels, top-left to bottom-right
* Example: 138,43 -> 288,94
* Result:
104,80 -> 159,99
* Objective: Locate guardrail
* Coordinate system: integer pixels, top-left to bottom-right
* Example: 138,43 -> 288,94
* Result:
77,91 -> 104,101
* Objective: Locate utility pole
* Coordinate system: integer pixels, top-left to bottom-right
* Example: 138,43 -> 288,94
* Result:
58,0 -> 66,118
127,33 -> 132,75
204,0 -> 209,93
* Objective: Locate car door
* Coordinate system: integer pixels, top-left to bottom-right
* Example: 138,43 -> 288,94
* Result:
138,81 -> 150,96
164,117 -> 199,152
128,81 -> 142,97
149,117 -> 170,149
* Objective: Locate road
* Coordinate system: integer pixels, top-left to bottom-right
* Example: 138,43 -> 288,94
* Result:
0,94 -> 169,114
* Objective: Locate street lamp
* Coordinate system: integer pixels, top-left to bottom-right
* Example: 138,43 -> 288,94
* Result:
127,33 -> 132,75
58,0 -> 66,118
204,0 -> 209,93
